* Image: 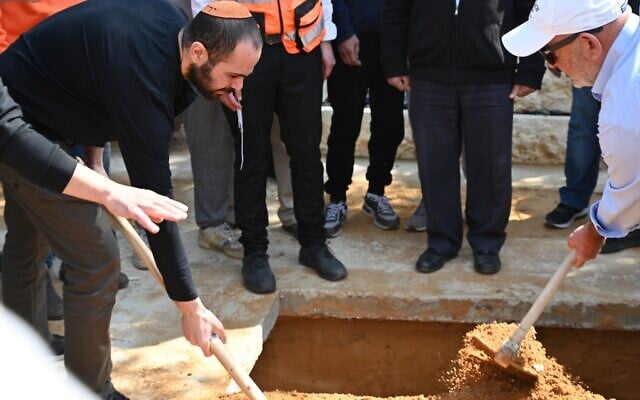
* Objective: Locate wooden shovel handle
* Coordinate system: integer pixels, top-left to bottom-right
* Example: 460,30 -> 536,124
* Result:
209,335 -> 267,400
106,213 -> 165,289
106,210 -> 267,400
508,249 -> 577,346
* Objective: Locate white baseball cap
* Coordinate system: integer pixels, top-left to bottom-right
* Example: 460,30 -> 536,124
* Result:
502,0 -> 628,57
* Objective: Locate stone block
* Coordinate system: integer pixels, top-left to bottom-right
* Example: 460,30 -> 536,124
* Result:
514,72 -> 572,115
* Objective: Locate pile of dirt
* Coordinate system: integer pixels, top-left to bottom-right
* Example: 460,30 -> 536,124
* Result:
222,323 -> 607,400
437,323 -> 605,400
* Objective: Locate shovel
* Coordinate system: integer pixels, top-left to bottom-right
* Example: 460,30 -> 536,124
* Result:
472,249 -> 577,381
107,211 -> 267,400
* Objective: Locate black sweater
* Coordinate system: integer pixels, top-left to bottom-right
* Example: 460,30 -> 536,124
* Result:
381,0 -> 545,88
0,78 -> 77,193
0,0 -> 197,301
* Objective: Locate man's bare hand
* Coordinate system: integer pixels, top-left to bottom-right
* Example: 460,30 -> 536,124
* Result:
387,76 -> 410,92
338,34 -> 361,66
509,84 -> 537,99
63,164 -> 188,233
102,182 -> 188,233
568,221 -> 605,268
321,41 -> 335,79
176,298 -> 227,357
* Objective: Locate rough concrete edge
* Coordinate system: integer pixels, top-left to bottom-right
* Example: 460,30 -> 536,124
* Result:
223,294 -> 280,394
276,291 -> 640,332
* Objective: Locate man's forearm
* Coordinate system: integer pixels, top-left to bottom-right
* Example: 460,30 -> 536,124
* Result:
62,163 -> 116,204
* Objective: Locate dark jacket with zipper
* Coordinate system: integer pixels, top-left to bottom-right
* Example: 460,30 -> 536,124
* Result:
381,0 -> 545,89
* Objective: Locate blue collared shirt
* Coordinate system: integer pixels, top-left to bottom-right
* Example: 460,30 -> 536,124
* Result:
590,12 -> 640,237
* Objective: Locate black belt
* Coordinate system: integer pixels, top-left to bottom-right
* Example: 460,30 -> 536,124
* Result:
263,33 -> 282,45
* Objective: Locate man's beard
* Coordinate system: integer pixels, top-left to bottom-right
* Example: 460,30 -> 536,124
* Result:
187,61 -> 219,100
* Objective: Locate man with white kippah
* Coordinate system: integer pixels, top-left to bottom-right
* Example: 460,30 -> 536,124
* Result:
503,0 -> 640,267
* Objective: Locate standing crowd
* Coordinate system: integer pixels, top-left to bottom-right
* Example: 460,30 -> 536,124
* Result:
1,0 -> 639,398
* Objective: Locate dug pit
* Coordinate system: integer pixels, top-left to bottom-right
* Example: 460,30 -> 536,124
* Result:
229,317 -> 640,400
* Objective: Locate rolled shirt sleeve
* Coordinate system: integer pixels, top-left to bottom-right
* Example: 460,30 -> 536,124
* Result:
322,0 -> 337,41
590,125 -> 640,237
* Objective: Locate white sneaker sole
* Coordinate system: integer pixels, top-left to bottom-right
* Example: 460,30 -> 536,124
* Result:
362,204 -> 400,230
545,208 -> 589,229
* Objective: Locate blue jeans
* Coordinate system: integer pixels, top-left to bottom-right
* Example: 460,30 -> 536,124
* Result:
559,86 -> 601,210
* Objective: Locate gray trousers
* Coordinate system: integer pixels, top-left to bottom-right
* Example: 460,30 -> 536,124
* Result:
0,165 -> 120,397
183,96 -> 295,229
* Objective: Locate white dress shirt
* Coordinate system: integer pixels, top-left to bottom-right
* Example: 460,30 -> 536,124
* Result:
190,0 -> 336,41
590,12 -> 640,237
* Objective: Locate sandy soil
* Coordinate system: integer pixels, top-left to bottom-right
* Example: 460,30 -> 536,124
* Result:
223,323 -> 607,400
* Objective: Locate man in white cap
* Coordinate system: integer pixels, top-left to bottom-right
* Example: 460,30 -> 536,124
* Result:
503,0 -> 639,267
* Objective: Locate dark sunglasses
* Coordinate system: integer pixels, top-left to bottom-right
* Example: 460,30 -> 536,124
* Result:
539,26 -> 604,65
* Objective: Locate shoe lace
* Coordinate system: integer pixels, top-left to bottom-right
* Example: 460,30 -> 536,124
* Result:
219,222 -> 240,242
326,202 -> 345,222
376,196 -> 394,216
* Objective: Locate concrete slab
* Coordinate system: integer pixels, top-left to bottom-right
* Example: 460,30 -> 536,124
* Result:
1,142 -> 638,399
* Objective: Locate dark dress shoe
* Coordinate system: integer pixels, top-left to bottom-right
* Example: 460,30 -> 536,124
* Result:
415,249 -> 455,273
242,254 -> 276,294
473,251 -> 501,275
601,229 -> 640,254
299,244 -> 347,281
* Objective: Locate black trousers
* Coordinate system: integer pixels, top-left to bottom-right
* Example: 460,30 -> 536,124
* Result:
409,80 -> 513,255
224,44 -> 325,256
0,164 -> 119,397
324,34 -> 405,201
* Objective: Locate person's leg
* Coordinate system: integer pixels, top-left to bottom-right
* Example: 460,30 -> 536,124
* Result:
277,47 -> 347,281
461,83 -> 513,273
223,45 -> 279,293
1,183 -> 52,345
276,48 -> 326,248
324,42 -> 369,203
270,115 -> 296,230
410,79 -> 463,263
560,86 -> 601,209
546,86 -> 601,228
183,95 -> 241,258
322,41 -> 369,237
184,96 -> 235,229
363,34 -> 405,229
0,166 -> 120,397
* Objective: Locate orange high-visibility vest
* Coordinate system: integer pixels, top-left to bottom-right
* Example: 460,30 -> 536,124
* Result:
0,0 -> 84,53
236,0 -> 325,54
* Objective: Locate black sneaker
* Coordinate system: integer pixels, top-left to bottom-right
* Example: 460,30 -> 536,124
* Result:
601,229 -> 640,254
545,203 -> 588,228
362,193 -> 400,230
49,334 -> 64,360
105,390 -> 130,400
242,254 -> 276,294
324,201 -> 347,238
299,244 -> 347,281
